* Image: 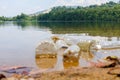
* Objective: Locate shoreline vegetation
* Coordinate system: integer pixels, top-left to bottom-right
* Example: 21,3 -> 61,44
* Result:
0,1 -> 120,22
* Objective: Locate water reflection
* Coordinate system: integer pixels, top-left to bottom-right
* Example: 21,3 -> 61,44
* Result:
35,50 -> 80,69
63,55 -> 79,68
36,54 -> 57,69
39,22 -> 120,37
13,21 -> 120,38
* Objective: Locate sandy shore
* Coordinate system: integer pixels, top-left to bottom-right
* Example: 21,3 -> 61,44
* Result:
0,66 -> 119,80
29,67 -> 120,80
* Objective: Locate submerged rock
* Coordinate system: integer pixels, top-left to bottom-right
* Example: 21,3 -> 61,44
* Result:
36,40 -> 57,54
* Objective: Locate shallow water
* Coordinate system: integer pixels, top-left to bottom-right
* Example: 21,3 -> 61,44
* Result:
0,22 -> 52,68
0,21 -> 120,69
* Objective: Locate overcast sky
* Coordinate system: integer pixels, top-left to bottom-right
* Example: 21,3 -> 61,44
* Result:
0,0 -> 119,17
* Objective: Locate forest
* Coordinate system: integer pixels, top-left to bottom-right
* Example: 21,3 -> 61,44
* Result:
37,1 -> 120,21
0,1 -> 120,22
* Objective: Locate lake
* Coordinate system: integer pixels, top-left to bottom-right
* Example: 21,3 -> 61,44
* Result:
0,21 -> 120,69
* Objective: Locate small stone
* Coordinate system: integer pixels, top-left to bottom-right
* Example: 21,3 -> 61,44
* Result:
0,74 -> 6,80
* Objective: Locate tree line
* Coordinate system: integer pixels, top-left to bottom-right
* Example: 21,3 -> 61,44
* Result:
0,16 -> 12,21
0,1 -> 120,22
37,1 -> 120,21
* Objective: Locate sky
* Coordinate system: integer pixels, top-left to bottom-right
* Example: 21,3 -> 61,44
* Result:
0,0 -> 119,17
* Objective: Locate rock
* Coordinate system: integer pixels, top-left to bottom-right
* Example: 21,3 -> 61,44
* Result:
95,44 -> 101,50
55,40 -> 68,50
36,40 -> 57,54
51,36 -> 60,43
89,60 -> 117,68
108,67 -> 120,77
101,62 -> 116,68
62,36 -> 75,45
64,45 -> 80,56
104,56 -> 120,67
0,74 -> 6,80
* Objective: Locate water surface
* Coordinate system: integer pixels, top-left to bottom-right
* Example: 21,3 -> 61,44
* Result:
0,21 -> 120,69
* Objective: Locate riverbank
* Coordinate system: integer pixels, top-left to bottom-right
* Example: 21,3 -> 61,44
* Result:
32,67 -> 120,80
1,66 -> 119,80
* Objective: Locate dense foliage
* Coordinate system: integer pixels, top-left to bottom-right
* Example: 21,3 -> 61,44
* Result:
0,1 -> 120,22
38,1 -> 120,21
12,13 -> 32,21
0,16 -> 12,21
